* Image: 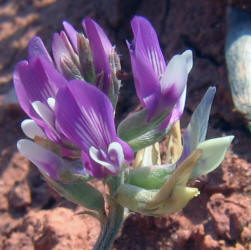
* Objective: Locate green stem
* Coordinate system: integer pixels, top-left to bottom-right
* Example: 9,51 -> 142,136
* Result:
93,202 -> 124,250
93,173 -> 125,250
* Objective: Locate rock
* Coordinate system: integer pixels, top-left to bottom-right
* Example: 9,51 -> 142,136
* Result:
19,207 -> 98,250
202,235 -> 220,250
8,180 -> 31,208
240,223 -> 251,249
2,232 -> 33,250
207,193 -> 251,241
225,7 -> 251,123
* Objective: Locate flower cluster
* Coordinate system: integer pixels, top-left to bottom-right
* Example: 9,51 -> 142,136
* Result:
15,18 -> 133,181
14,16 -> 233,219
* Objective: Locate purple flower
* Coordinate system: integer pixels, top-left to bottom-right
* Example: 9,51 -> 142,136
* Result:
128,16 -> 193,127
55,80 -> 134,178
13,56 -> 67,143
28,18 -> 117,96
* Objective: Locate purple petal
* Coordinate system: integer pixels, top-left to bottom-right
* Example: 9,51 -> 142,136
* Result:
52,31 -> 79,76
89,142 -> 122,174
28,36 -> 53,63
52,32 -> 71,74
160,85 -> 187,130
86,142 -> 126,178
131,16 -> 166,77
17,139 -> 62,180
160,50 -> 192,106
14,57 -> 67,142
63,21 -> 78,52
82,18 -> 112,93
14,60 -> 39,122
170,85 -> 187,123
115,137 -> 134,163
129,43 -> 161,118
55,79 -> 117,151
81,151 -> 106,178
14,57 -> 66,107
55,80 -> 133,177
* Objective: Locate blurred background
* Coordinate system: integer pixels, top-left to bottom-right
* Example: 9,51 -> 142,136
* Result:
0,0 -> 250,249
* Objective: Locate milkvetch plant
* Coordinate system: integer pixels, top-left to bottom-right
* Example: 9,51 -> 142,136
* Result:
14,16 -> 234,250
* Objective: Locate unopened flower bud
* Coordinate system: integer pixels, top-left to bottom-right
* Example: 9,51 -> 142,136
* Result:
61,56 -> 83,80
77,33 -> 96,82
108,48 -> 121,107
52,31 -> 81,80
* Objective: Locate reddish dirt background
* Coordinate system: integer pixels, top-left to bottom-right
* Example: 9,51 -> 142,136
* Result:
0,0 -> 251,249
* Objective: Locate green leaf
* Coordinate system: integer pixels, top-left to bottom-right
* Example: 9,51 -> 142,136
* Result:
190,135 -> 234,178
44,175 -> 105,214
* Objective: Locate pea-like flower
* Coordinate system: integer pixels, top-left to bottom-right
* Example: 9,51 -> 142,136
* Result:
128,16 -> 193,128
55,80 -> 134,178
14,56 -> 133,179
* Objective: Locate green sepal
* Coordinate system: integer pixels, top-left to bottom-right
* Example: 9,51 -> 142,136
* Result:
180,87 -> 216,162
190,135 -> 234,179
128,165 -> 174,190
115,151 -> 201,216
115,184 -> 158,214
115,184 -> 199,216
117,109 -> 172,152
148,185 -> 199,215
108,48 -> 121,109
77,33 -> 96,83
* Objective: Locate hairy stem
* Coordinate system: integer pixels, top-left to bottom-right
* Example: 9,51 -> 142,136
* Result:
93,174 -> 125,250
93,202 -> 124,250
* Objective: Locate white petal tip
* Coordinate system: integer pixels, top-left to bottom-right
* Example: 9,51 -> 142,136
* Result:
17,139 -> 32,156
32,101 -> 42,116
32,101 -> 54,127
21,119 -> 46,139
47,97 -> 56,110
182,50 -> 193,73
